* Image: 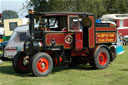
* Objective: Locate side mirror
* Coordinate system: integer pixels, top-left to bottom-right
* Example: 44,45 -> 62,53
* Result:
82,16 -> 92,28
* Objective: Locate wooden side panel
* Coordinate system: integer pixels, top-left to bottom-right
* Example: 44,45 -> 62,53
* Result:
96,32 -> 116,43
45,33 -> 74,49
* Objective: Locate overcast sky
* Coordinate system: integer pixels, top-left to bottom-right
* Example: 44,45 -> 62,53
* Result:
0,0 -> 29,18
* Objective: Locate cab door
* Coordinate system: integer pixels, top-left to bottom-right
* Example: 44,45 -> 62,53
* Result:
44,16 -> 75,49
68,15 -> 83,50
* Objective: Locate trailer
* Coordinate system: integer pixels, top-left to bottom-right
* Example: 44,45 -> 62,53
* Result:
13,10 -> 117,77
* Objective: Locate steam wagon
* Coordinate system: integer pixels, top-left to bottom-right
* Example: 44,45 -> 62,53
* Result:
13,10 -> 117,77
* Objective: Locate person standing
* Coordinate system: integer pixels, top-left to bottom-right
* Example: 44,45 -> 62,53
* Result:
119,33 -> 127,45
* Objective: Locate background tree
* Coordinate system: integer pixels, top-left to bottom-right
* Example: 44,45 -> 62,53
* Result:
103,0 -> 128,14
2,10 -> 19,19
27,0 -> 49,12
27,0 -> 128,18
0,13 -> 3,27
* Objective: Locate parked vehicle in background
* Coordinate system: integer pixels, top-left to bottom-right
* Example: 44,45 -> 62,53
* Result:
101,14 -> 128,43
0,25 -> 29,59
0,41 -> 7,50
0,13 -> 5,45
0,24 -> 39,59
0,27 -> 4,37
3,18 -> 29,41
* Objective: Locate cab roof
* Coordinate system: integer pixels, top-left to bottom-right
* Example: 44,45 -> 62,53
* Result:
32,12 -> 94,16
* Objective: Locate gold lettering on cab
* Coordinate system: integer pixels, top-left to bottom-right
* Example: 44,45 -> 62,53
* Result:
96,33 -> 116,43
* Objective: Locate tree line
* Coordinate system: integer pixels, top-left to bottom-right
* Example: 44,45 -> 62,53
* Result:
27,0 -> 128,18
0,10 -> 18,26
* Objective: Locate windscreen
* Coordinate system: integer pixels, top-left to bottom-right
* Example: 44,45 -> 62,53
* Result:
35,16 -> 67,31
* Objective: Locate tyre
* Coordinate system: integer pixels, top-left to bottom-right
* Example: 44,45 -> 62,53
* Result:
109,45 -> 116,61
0,51 -> 10,61
31,52 -> 53,77
13,52 -> 31,73
0,47 -> 9,61
0,50 -> 5,60
90,47 -> 110,69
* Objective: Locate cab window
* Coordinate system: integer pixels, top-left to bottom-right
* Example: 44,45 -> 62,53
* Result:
69,16 -> 80,31
15,32 -> 26,42
38,16 -> 67,31
48,18 -> 58,29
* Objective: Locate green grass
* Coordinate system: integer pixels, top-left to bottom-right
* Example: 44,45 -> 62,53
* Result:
0,46 -> 128,85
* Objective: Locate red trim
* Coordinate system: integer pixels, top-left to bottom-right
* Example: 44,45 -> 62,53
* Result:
75,32 -> 83,49
98,52 -> 107,65
96,27 -> 116,31
54,57 -> 62,65
88,16 -> 95,48
6,49 -> 16,51
37,58 -> 49,72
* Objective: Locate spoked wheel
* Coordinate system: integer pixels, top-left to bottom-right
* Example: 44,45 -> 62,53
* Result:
90,47 -> 110,69
13,52 -> 31,73
31,52 -> 53,77
109,45 -> 116,61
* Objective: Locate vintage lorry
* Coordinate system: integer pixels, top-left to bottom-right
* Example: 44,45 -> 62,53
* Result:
13,10 -> 117,77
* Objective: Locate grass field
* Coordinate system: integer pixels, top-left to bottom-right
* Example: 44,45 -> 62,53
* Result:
0,46 -> 128,85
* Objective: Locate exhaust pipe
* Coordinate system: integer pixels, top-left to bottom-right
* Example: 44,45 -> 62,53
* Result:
28,9 -> 35,39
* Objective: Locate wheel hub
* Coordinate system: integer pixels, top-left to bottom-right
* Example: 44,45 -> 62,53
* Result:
98,52 -> 107,65
37,58 -> 49,72
23,56 -> 30,65
99,55 -> 104,62
41,63 -> 46,69
23,59 -> 29,65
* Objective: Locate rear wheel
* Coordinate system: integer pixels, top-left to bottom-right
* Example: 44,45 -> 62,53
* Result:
90,47 -> 110,69
13,52 -> 31,73
31,52 -> 53,77
109,45 -> 116,61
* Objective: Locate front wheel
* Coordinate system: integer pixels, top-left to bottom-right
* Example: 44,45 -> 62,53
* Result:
90,47 -> 110,69
31,52 -> 53,77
